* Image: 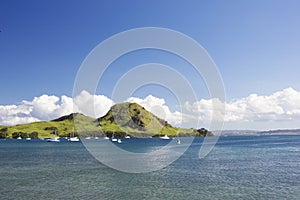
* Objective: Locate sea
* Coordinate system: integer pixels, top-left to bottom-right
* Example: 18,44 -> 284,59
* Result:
0,135 -> 299,200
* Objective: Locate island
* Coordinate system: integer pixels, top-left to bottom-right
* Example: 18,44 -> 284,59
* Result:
0,102 -> 212,139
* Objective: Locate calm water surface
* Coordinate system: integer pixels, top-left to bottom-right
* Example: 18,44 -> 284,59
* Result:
0,135 -> 299,200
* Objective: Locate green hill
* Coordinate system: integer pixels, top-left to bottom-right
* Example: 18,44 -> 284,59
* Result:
98,102 -> 179,137
0,113 -> 99,139
0,102 -> 212,138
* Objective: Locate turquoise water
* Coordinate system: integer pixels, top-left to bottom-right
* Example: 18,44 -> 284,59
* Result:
0,136 -> 299,199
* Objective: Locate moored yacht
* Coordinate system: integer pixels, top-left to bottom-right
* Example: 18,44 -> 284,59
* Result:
47,130 -> 60,142
160,135 -> 170,140
111,132 -> 117,141
47,137 -> 60,142
69,137 -> 79,142
68,128 -> 79,142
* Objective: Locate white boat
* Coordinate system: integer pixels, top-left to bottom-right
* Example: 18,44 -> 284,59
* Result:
111,132 -> 117,142
125,135 -> 130,139
69,137 -> 79,142
17,136 -> 22,140
47,130 -> 60,142
85,137 -> 91,140
103,136 -> 110,140
47,137 -> 60,142
160,135 -> 170,140
25,138 -> 31,141
68,129 -> 79,142
93,132 -> 99,139
176,139 -> 181,144
117,139 -> 122,143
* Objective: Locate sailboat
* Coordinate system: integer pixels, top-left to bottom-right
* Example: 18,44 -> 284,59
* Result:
103,136 -> 110,140
111,132 -> 117,142
68,128 -> 79,142
160,135 -> 170,140
93,132 -> 99,139
25,133 -> 31,141
47,130 -> 60,142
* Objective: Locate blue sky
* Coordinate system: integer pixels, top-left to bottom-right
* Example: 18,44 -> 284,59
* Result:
0,0 -> 300,129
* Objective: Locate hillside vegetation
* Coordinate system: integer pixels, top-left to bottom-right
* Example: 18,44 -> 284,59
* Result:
0,102 -> 212,138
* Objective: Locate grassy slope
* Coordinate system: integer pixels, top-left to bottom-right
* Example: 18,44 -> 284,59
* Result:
0,103 -> 208,138
99,102 -> 179,136
4,121 -> 74,138
0,113 -> 100,138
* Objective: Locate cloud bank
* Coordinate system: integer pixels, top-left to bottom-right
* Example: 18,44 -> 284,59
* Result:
0,88 -> 300,130
0,91 -> 114,126
184,87 -> 300,123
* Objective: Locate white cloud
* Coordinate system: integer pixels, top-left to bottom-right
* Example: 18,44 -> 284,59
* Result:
126,95 -> 187,126
185,87 -> 300,123
0,91 -> 114,126
73,90 -> 114,118
0,104 -> 39,125
23,94 -> 73,121
1,88 -> 300,130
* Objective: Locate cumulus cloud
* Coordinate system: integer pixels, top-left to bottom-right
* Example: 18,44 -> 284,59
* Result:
23,95 -> 74,120
0,91 -> 114,126
126,95 -> 190,126
185,87 -> 300,123
0,104 -> 39,125
73,90 -> 114,118
1,88 -> 300,129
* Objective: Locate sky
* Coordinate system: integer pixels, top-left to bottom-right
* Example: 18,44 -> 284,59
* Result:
0,0 -> 300,130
